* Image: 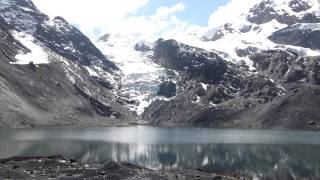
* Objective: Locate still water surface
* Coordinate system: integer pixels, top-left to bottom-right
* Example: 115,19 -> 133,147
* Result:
0,126 -> 320,178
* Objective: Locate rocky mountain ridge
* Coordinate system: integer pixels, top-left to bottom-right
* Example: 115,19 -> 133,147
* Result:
0,0 -> 135,127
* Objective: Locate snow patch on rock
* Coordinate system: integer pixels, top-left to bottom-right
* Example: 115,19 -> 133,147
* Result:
11,31 -> 49,65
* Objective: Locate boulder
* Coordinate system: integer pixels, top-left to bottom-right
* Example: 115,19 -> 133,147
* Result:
134,43 -> 151,52
157,81 -> 176,98
153,39 -> 227,83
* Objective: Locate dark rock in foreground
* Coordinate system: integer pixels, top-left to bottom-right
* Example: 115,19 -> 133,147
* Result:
0,156 -> 244,180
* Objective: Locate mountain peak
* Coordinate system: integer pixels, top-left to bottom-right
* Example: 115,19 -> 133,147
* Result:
0,0 -> 38,12
247,0 -> 320,25
195,0 -> 320,72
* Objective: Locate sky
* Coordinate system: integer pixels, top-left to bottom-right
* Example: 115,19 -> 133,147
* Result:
32,0 -> 229,40
136,0 -> 229,26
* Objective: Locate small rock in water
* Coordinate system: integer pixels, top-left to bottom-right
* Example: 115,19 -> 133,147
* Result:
309,121 -> 316,125
68,158 -> 76,163
292,89 -> 298,94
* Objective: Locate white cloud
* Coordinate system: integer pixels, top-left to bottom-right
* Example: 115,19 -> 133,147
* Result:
32,0 -> 150,38
106,3 -> 187,39
155,3 -> 185,19
32,0 -> 191,41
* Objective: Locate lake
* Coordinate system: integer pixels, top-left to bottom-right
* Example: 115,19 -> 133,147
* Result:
0,126 -> 320,178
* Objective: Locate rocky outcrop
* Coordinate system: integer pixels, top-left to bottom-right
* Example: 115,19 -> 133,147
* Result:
201,24 -> 234,42
157,81 -> 176,98
153,39 -> 227,83
98,33 -> 110,42
250,50 -> 320,84
289,0 -> 312,12
247,0 -> 278,25
235,46 -> 258,57
134,42 -> 152,52
269,23 -> 320,50
250,50 -> 298,79
247,0 -> 320,25
202,29 -> 225,42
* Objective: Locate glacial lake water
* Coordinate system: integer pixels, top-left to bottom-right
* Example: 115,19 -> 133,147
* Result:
0,126 -> 320,178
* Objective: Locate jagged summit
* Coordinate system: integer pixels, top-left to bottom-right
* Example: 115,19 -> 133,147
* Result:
0,0 -> 38,11
247,0 -> 320,25
203,0 -> 320,39
0,0 -> 46,33
181,0 -> 320,70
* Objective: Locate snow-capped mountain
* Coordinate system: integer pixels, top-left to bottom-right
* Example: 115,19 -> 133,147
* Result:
0,0 -> 135,127
173,0 -> 320,69
138,0 -> 320,129
1,0 -> 320,129
94,0 -> 320,120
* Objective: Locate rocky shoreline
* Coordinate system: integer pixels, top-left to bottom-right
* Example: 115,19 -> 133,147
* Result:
0,156 -> 249,180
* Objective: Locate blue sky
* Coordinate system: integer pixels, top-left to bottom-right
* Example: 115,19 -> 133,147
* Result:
137,0 -> 229,26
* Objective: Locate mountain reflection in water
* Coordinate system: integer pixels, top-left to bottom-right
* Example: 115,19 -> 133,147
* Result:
0,127 -> 319,179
